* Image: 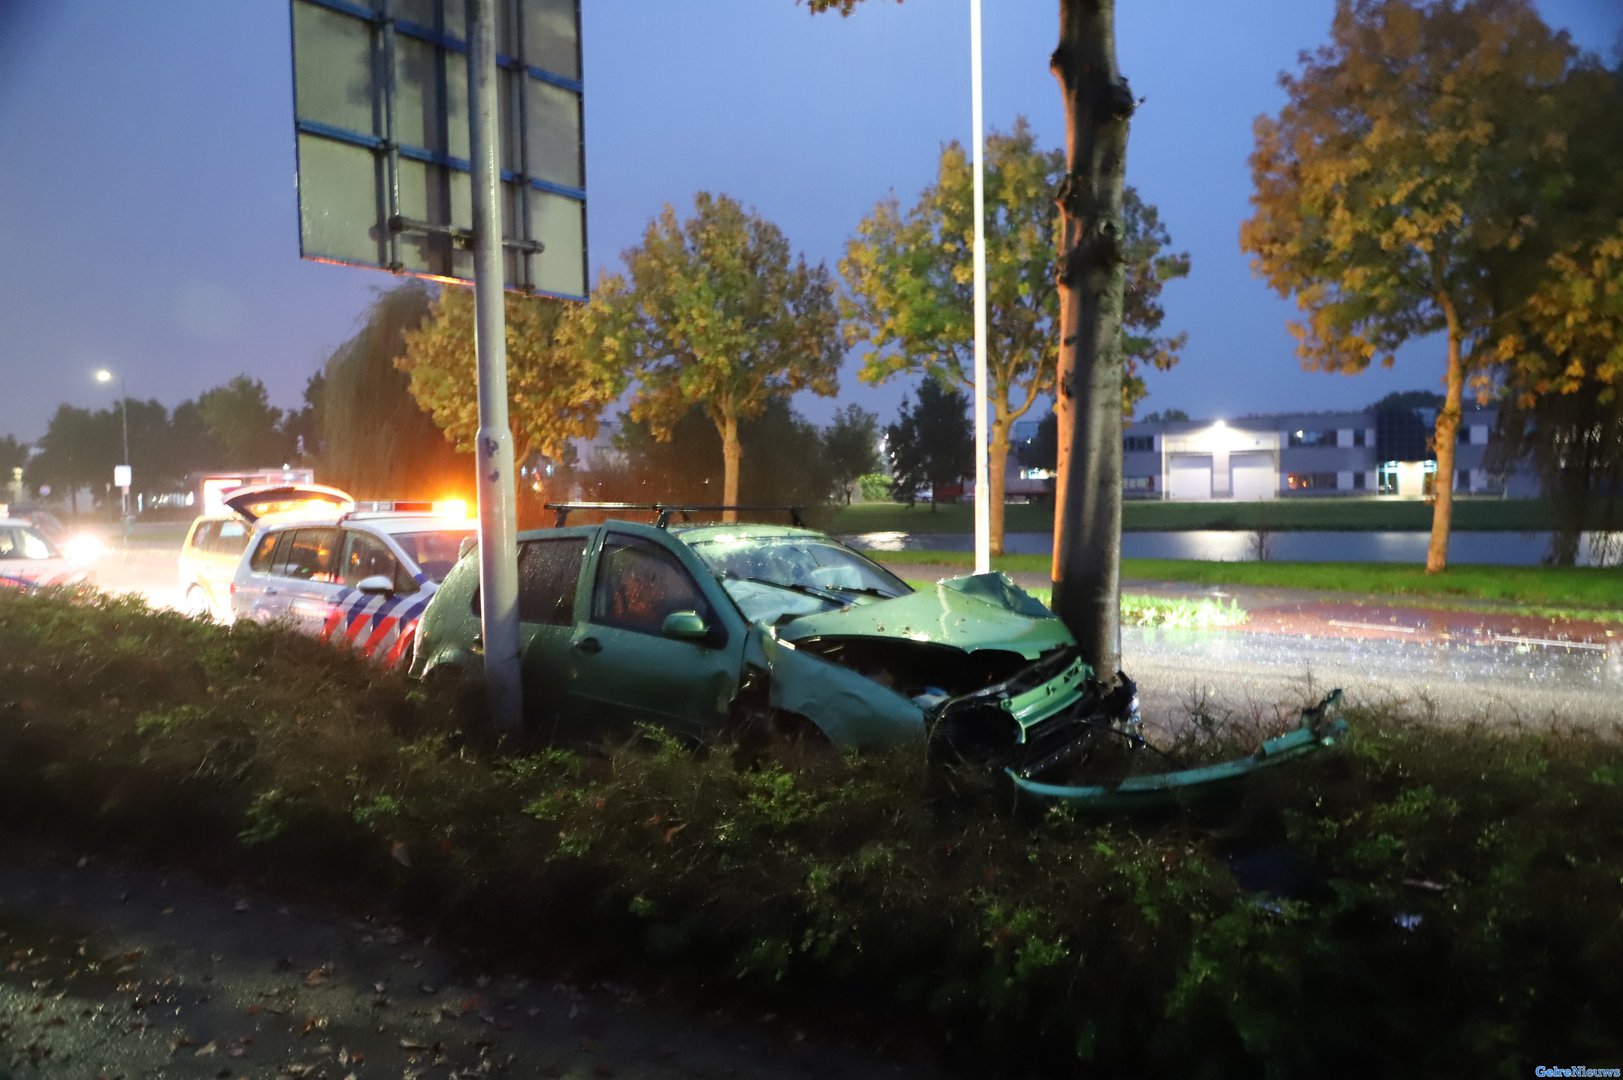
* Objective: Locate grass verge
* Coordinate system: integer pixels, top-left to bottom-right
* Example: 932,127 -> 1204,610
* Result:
898,578 -> 1248,629
3,590 -> 1621,1072
879,550 -> 1623,619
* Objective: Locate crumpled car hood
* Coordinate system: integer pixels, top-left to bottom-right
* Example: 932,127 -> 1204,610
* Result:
775,572 -> 1071,660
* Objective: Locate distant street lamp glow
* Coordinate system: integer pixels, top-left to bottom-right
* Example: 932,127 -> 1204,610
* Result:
95,368 -> 132,526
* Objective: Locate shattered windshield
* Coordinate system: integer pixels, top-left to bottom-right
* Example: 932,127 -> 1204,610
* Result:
685,534 -> 912,624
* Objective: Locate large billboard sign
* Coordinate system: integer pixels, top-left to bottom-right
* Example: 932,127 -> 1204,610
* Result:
290,0 -> 586,299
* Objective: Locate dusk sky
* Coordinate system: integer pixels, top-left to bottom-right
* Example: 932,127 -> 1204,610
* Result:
2,0 -> 1618,447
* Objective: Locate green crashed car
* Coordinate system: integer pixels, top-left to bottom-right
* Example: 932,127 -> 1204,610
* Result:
410,507 -> 1138,782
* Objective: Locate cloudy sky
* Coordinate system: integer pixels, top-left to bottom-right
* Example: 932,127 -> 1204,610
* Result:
1,0 -> 1617,446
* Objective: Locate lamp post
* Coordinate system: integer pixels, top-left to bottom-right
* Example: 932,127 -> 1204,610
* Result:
95,369 -> 131,527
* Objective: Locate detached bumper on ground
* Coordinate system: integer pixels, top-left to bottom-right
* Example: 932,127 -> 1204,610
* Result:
1009,689 -> 1348,810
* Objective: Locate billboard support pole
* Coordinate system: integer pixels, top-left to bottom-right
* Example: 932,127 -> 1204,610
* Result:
467,0 -> 523,732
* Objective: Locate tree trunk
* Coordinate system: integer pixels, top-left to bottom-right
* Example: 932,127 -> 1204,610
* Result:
1426,323 -> 1464,574
989,409 -> 1011,558
1049,0 -> 1132,676
720,411 -> 741,524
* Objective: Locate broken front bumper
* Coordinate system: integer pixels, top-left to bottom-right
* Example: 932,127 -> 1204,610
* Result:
1006,689 -> 1349,810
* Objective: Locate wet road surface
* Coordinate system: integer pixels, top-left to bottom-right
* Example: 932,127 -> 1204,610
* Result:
891,563 -> 1622,732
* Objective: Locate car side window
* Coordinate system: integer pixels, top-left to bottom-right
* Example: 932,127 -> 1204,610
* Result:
517,536 -> 587,625
249,531 -> 281,572
591,534 -> 711,636
214,520 -> 248,556
191,522 -> 218,552
342,530 -> 402,589
275,528 -> 339,583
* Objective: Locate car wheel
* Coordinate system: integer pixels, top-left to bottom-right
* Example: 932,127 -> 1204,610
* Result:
184,585 -> 213,621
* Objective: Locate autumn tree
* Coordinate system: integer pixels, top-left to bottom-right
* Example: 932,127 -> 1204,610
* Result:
1493,226 -> 1623,562
322,284 -> 468,499
399,279 -> 630,489
822,404 -> 881,505
842,118 -> 1186,554
804,0 -> 1140,673
885,378 -> 973,511
1242,0 -> 1592,573
611,192 -> 842,522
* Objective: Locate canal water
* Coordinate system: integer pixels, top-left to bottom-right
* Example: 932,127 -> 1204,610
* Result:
846,529 -> 1622,566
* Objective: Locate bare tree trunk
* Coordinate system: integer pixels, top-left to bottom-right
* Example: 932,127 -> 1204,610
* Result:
989,410 -> 1011,558
1427,325 -> 1464,574
1049,0 -> 1132,675
720,411 -> 741,523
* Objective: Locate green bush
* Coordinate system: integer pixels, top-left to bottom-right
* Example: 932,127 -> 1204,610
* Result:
856,472 -> 894,502
2,589 -> 1620,1072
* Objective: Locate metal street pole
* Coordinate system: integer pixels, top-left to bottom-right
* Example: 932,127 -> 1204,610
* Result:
970,0 -> 991,574
117,377 -> 130,523
97,369 -> 132,529
467,0 -> 523,732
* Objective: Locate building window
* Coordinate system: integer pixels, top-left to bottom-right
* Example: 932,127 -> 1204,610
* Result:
1287,429 -> 1334,448
1286,472 -> 1337,490
1124,475 -> 1157,492
1457,469 -> 1471,491
1353,472 -> 1366,490
1353,429 -> 1367,447
1124,435 -> 1154,452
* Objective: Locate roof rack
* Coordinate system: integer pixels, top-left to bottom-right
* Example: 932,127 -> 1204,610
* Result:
544,502 -> 806,529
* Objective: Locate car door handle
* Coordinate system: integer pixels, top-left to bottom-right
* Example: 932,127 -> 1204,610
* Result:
573,636 -> 602,655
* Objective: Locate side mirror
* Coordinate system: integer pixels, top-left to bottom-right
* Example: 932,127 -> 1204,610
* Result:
661,610 -> 709,641
356,574 -> 395,596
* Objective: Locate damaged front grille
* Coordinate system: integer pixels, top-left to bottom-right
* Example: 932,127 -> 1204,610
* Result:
932,654 -> 1139,780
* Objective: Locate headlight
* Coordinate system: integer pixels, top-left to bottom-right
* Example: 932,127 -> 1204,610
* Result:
62,534 -> 107,563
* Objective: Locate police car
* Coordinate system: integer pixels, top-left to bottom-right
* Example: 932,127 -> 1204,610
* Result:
0,513 -> 95,593
224,485 -> 474,668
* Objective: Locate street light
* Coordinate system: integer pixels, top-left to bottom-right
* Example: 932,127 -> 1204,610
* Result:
95,369 -> 131,524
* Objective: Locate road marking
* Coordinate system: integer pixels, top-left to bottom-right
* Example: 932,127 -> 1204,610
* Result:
1328,620 -> 1417,634
1492,634 -> 1608,652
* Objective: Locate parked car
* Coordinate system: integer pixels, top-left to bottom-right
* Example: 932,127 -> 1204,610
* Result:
225,485 -> 475,668
411,505 -> 1137,785
178,513 -> 254,620
0,516 -> 94,592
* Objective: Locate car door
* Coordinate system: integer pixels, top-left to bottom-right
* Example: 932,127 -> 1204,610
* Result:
562,526 -> 742,740
512,533 -> 592,731
327,528 -> 421,661
273,527 -> 344,637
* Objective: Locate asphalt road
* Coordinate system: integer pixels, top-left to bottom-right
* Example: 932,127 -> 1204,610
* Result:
0,840 -> 938,1080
